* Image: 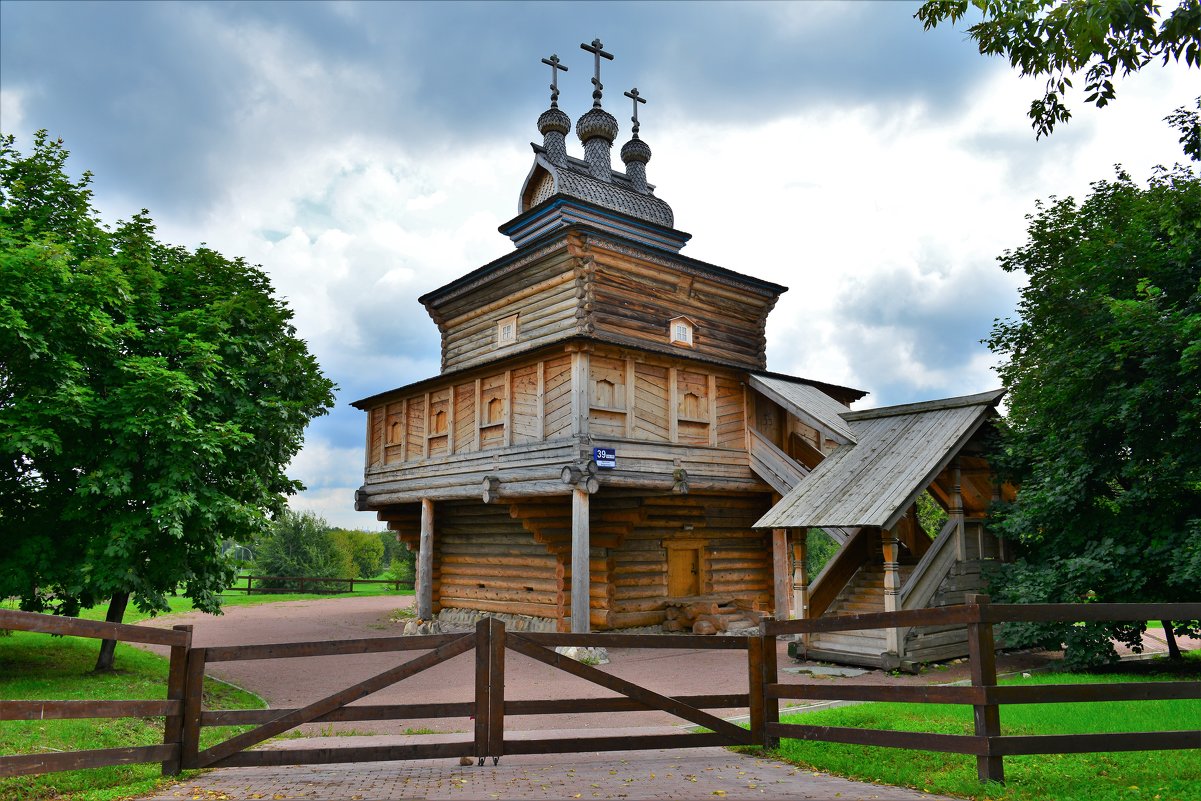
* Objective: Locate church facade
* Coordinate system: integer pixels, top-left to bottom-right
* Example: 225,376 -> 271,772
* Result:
352,41 -> 1005,668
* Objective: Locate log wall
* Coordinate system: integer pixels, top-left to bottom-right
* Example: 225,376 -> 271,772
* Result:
587,242 -> 778,370
390,493 -> 775,632
430,249 -> 581,373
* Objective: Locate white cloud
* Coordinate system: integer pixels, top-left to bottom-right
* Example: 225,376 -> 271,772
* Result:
0,88 -> 24,134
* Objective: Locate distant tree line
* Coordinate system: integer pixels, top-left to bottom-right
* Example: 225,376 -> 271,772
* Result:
249,509 -> 414,590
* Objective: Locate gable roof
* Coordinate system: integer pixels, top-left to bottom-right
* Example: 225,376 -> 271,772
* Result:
748,374 -> 856,444
754,389 -> 1004,531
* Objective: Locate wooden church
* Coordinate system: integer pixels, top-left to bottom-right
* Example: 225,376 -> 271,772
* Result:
352,41 -> 1008,668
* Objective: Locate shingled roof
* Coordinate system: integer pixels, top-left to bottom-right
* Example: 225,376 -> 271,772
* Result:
755,389 -> 1004,531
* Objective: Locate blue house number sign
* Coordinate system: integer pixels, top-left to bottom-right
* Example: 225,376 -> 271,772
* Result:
593,447 -> 616,469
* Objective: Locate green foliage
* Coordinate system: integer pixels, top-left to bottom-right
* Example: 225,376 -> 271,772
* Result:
252,510 -> 352,586
986,161 -> 1201,667
377,528 -> 403,567
917,490 -> 949,537
384,543 -> 417,584
805,529 -> 840,577
329,528 -> 385,578
0,131 -> 336,628
916,0 -> 1201,140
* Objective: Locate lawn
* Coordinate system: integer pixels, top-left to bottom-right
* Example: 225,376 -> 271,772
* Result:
0,631 -> 266,801
769,659 -> 1201,801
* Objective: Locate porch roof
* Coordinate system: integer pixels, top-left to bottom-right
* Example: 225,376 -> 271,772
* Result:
754,389 -> 1003,531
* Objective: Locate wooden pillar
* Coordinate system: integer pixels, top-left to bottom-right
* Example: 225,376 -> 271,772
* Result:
571,487 -> 590,633
772,529 -> 790,620
952,459 -> 967,562
417,498 -> 435,621
791,528 -> 808,622
881,527 -> 901,656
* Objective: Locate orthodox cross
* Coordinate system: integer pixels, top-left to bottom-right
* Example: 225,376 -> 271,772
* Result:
541,54 -> 568,108
624,88 -> 646,136
580,38 -> 614,108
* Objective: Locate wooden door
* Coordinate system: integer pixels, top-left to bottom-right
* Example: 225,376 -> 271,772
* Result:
667,548 -> 700,597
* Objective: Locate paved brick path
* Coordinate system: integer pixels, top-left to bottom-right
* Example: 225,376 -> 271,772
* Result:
144,729 -> 954,800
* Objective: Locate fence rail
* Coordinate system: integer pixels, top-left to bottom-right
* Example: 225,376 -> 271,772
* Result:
230,575 -> 414,595
0,608 -> 192,778
3,599 -> 1199,786
763,595 -> 1201,784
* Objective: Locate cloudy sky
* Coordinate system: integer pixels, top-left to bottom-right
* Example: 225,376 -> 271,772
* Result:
2,1 -> 1195,529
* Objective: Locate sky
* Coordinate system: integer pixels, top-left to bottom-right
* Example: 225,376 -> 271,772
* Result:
2,1 -> 1196,530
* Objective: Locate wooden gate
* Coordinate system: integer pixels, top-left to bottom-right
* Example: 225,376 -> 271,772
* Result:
183,618 -> 768,769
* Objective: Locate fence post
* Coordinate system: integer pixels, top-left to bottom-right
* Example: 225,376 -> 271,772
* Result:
180,646 -> 207,770
762,631 -> 779,749
747,634 -> 765,746
161,624 -> 192,776
966,593 -> 1003,784
487,618 -> 505,764
474,618 -> 491,765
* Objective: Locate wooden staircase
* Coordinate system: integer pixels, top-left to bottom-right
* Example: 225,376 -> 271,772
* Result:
806,561 -> 916,668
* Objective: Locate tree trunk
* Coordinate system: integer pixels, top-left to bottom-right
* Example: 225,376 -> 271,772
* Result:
1161,620 -> 1182,660
94,591 -> 130,672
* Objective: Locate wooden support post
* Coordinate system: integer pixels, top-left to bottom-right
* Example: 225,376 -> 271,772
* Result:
161,624 -> 192,776
966,593 -> 1004,784
180,646 -> 206,770
487,618 -> 505,763
952,460 -> 967,562
474,618 -> 490,763
571,350 -> 590,438
763,632 -> 779,749
747,635 -> 765,746
417,498 -> 435,621
881,527 -> 902,657
571,487 -> 590,633
668,366 -> 678,443
792,529 -> 808,623
771,529 -> 790,620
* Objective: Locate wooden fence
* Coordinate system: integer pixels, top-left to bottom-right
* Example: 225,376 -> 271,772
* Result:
229,575 -> 414,594
762,594 -> 1201,784
3,598 -> 1199,785
0,608 -> 193,777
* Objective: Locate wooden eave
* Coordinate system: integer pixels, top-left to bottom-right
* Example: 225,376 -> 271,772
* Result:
419,219 -> 787,314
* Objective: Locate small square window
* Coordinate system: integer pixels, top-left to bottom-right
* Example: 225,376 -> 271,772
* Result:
497,313 -> 518,348
669,316 -> 694,347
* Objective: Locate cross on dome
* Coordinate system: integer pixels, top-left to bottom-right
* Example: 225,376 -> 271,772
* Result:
541,54 -> 568,108
624,88 -> 646,137
580,38 -> 614,108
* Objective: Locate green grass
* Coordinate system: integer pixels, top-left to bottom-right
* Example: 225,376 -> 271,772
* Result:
76,582 -> 415,624
0,631 -> 266,801
769,661 -> 1201,801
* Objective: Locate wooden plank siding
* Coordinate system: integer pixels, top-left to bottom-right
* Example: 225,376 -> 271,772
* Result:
358,345 -> 764,508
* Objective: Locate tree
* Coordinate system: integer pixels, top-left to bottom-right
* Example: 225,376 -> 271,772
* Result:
330,528 -> 385,579
252,510 -> 352,587
986,157 -> 1200,667
916,0 -> 1201,139
0,132 -> 336,668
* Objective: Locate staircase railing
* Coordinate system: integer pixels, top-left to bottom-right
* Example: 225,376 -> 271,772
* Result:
898,516 -> 960,610
747,427 -> 806,495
